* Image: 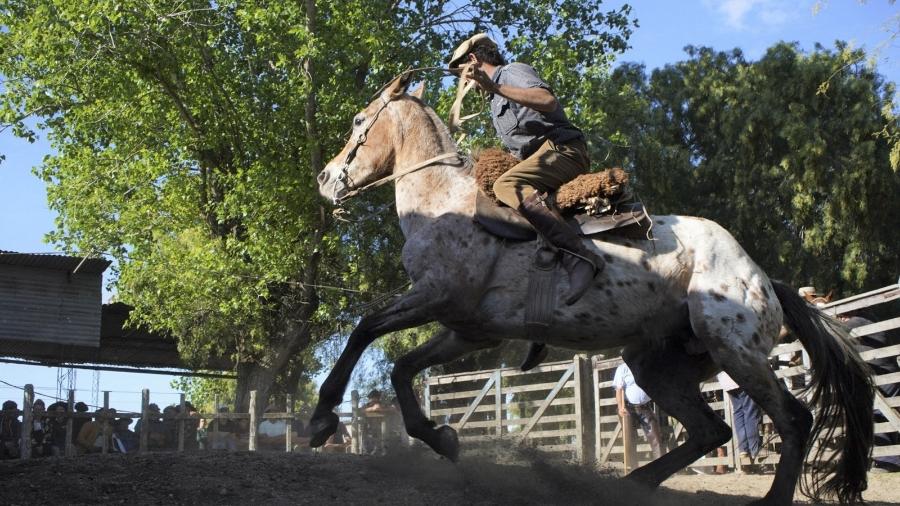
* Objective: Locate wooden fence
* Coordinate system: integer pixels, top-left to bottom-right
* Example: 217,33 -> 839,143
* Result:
424,355 -> 595,463
425,282 -> 900,471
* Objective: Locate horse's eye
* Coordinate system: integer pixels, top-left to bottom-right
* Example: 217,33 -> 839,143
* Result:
354,117 -> 365,127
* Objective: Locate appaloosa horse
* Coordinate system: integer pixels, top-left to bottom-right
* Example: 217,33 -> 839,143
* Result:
309,74 -> 874,505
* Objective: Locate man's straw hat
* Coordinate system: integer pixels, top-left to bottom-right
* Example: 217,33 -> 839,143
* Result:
448,33 -> 498,68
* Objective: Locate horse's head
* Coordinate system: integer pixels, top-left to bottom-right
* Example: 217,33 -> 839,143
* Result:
317,73 -> 424,203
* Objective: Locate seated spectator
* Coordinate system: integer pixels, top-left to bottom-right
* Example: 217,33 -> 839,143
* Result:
76,408 -> 112,453
182,402 -> 200,450
72,401 -> 90,441
135,403 -> 168,450
322,421 -> 352,454
161,405 -> 179,450
614,362 -> 664,460
112,418 -> 138,454
257,405 -> 287,450
206,406 -> 237,451
0,400 -> 21,459
46,402 -> 68,456
30,399 -> 52,457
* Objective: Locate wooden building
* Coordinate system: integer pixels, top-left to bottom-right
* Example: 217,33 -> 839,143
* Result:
0,251 -> 230,371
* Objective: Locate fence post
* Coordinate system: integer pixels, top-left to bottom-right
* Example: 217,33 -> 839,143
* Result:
285,394 -> 293,453
65,390 -> 74,457
101,391 -> 109,454
178,393 -> 186,452
622,409 -> 637,472
21,384 -> 33,460
494,370 -> 503,438
248,390 -> 257,451
351,390 -> 360,454
139,389 -> 149,453
573,355 -> 596,466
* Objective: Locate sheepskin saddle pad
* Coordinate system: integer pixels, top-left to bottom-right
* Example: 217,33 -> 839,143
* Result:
473,148 -> 648,241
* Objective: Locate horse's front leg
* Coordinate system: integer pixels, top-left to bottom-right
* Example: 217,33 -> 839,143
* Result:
309,289 -> 443,447
390,327 -> 500,461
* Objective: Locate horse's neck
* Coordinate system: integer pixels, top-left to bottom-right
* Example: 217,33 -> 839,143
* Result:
393,105 -> 475,236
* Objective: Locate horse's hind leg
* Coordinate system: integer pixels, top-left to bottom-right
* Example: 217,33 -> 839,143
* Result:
309,289 -> 443,447
688,291 -> 812,505
622,341 -> 731,488
391,327 -> 500,460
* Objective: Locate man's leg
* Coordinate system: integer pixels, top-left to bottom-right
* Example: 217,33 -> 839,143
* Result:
634,403 -> 663,460
493,139 -> 603,305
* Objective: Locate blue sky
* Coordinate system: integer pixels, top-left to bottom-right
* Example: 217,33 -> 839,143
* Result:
1,0 -> 898,412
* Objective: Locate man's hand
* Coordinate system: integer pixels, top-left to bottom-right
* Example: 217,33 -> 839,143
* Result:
618,407 -> 628,418
463,64 -> 498,94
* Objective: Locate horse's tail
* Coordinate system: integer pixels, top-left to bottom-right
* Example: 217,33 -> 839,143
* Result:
772,280 -> 874,504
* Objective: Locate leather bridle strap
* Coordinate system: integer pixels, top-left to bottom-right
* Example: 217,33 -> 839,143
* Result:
337,151 -> 462,203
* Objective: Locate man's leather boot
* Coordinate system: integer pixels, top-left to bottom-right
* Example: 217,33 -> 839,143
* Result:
519,191 -> 604,305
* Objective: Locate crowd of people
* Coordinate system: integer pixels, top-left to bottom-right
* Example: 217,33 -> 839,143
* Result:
0,398 -> 208,459
0,391 -> 407,460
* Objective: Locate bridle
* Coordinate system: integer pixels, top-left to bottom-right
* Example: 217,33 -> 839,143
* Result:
331,67 -> 469,205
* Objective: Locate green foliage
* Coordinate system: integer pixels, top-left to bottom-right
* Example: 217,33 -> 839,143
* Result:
596,43 -> 900,293
170,376 -> 236,413
0,0 -> 635,392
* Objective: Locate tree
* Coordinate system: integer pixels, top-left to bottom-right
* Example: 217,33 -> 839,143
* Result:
0,0 -> 636,412
596,43 -> 900,293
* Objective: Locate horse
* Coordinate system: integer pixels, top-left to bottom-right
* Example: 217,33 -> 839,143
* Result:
308,73 -> 874,505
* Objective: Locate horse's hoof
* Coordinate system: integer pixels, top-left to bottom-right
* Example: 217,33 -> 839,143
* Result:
434,425 -> 460,462
308,411 -> 339,448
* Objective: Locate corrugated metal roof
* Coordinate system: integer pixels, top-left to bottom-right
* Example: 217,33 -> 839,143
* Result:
0,250 -> 111,274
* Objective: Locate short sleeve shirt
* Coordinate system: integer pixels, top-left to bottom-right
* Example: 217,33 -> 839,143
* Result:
613,363 -> 651,406
489,63 -> 583,159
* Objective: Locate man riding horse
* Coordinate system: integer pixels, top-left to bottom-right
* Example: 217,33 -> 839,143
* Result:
450,34 -> 603,306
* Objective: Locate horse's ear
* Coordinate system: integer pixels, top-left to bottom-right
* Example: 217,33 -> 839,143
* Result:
410,82 -> 425,99
384,70 -> 415,100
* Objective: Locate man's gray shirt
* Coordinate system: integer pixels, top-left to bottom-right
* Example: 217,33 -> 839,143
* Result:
489,62 -> 583,159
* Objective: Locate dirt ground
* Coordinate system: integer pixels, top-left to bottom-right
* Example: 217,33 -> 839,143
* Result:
1,450 -> 898,505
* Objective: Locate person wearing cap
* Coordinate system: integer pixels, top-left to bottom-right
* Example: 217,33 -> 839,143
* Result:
449,33 -> 603,305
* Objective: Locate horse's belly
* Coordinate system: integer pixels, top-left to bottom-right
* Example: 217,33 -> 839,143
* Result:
470,278 -> 689,352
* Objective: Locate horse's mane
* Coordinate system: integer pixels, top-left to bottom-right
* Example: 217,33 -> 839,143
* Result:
407,96 -> 475,177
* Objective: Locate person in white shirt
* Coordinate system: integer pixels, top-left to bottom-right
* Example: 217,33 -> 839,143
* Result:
614,363 -> 663,459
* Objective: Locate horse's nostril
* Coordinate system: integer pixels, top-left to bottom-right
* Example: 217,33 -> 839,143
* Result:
317,170 -> 329,185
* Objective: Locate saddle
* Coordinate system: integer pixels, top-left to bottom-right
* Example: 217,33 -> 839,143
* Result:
472,148 -> 651,241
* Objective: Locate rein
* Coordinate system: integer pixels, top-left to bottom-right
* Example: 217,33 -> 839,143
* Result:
334,66 -> 468,205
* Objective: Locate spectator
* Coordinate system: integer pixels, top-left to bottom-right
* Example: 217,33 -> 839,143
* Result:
46,401 -> 68,456
717,371 -> 762,468
0,400 -> 21,459
72,401 -> 90,441
30,399 -> 52,457
840,311 -> 899,473
257,405 -> 287,450
112,418 -> 138,454
207,406 -> 237,451
614,363 -> 663,459
179,402 -> 200,450
76,408 -> 112,453
322,421 -> 352,454
161,405 -> 179,449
